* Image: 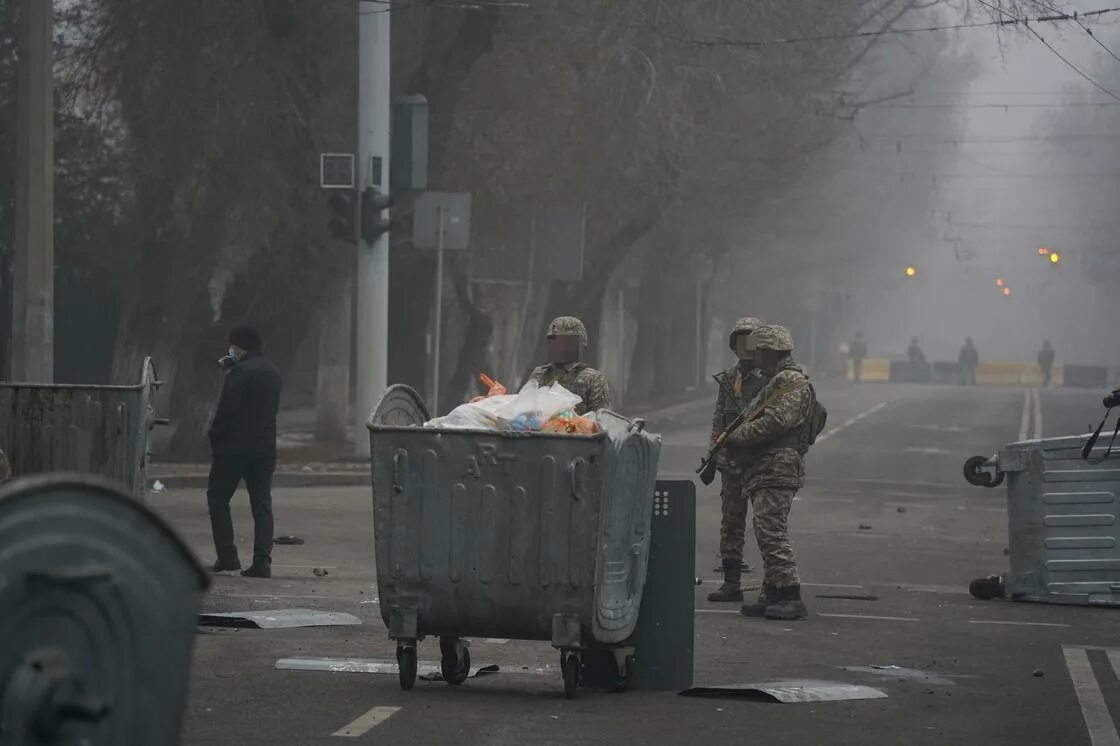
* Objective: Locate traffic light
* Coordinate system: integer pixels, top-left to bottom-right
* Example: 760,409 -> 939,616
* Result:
1049,251 -> 1060,265
360,186 -> 393,244
905,265 -> 916,277
327,190 -> 357,243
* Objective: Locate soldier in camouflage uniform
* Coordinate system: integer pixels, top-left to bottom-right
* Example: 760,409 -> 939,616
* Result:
530,316 -> 611,415
727,324 -> 813,621
0,447 -> 9,483
708,317 -> 769,602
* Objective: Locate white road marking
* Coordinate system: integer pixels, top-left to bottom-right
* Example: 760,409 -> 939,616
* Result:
481,638 -> 510,644
816,402 -> 887,444
1033,387 -> 1044,440
332,706 -> 401,738
1063,646 -> 1120,746
209,592 -> 354,601
884,501 -> 1005,514
1107,649 -> 1120,681
805,476 -> 957,490
1019,388 -> 1031,442
818,613 -> 919,622
968,620 -> 1071,628
695,609 -> 741,614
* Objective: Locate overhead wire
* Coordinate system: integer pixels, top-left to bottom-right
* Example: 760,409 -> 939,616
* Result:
973,0 -> 1120,102
1027,0 -> 1120,65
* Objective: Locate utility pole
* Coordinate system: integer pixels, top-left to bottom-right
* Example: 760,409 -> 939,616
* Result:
355,1 -> 390,455
11,0 -> 54,382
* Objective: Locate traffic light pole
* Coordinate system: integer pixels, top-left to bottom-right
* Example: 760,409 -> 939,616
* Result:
355,1 -> 390,456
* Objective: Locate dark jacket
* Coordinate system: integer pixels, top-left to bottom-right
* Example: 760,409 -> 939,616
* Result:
208,352 -> 282,458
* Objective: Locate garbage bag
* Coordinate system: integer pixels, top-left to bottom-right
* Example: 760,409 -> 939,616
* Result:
425,380 -> 581,431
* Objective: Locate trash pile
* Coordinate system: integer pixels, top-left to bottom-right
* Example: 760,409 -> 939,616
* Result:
425,374 -> 601,434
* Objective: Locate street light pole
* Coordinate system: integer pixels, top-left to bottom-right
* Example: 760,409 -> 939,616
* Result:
355,0 -> 390,454
11,0 -> 54,382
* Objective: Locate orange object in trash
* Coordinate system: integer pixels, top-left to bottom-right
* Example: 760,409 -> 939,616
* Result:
542,411 -> 600,435
479,373 -> 507,397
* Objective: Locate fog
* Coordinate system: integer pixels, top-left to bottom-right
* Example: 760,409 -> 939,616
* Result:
716,2 -> 1120,370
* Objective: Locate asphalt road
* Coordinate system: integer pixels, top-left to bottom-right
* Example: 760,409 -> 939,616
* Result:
153,380 -> 1120,745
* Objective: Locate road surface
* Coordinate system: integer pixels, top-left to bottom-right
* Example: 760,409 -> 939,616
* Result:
152,381 -> 1120,745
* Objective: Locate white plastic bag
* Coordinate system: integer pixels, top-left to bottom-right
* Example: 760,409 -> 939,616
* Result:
425,394 -> 518,430
424,380 -> 581,431
510,380 -> 582,422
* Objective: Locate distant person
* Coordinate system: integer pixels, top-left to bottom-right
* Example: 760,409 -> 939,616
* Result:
207,325 -> 283,578
530,316 -> 611,415
1038,341 -> 1056,387
849,332 -> 867,381
907,337 -> 926,366
959,337 -> 979,386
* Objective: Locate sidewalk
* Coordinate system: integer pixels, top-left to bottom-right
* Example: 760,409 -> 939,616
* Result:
148,387 -> 717,491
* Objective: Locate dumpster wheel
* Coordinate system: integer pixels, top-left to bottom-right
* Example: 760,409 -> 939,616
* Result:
561,652 -> 581,699
396,644 -> 417,691
963,455 -> 1004,488
439,637 -> 471,686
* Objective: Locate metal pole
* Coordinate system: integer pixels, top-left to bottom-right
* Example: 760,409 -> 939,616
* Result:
355,1 -> 390,455
432,206 -> 445,415
11,0 -> 54,382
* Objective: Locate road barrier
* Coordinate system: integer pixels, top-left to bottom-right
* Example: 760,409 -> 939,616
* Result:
847,358 -> 1112,389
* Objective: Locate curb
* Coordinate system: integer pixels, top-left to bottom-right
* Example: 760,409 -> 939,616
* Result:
155,471 -> 371,490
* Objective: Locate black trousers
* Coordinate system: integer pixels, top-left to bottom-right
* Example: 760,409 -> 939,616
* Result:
207,455 -> 275,564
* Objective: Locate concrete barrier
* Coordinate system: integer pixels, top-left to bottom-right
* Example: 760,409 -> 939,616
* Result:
932,362 -> 960,385
889,361 -> 931,383
843,359 -> 1111,389
847,358 -> 890,382
1062,365 -> 1108,388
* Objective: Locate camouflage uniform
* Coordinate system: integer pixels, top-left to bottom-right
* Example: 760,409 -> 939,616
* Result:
531,316 -> 611,415
0,448 -> 9,483
711,318 -> 767,565
727,325 -> 812,620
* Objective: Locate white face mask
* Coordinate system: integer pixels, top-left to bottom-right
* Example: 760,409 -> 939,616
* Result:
228,347 -> 238,360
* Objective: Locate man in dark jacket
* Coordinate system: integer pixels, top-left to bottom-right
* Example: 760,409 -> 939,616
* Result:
207,325 -> 282,578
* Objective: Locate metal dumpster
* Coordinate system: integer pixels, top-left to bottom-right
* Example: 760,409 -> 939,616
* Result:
366,385 -> 662,697
0,475 -> 208,745
0,358 -> 161,496
964,434 -> 1120,606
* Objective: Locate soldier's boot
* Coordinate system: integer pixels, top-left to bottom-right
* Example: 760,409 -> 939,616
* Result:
707,560 -> 744,602
739,582 -> 775,617
764,584 -> 809,621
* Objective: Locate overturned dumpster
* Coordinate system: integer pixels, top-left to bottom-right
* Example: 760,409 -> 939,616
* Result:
367,385 -> 662,698
0,358 -> 161,497
0,476 -> 208,745
964,433 -> 1120,607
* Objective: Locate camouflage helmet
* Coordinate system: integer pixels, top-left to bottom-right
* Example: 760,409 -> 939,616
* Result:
547,316 -> 588,347
752,324 -> 794,352
729,317 -> 762,349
